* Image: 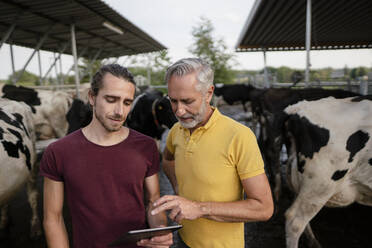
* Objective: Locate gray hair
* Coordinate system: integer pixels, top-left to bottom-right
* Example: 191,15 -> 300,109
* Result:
165,58 -> 214,93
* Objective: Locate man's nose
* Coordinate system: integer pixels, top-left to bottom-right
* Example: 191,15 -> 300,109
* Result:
175,104 -> 186,116
114,102 -> 124,115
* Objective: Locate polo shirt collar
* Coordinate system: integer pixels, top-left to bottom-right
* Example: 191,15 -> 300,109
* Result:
200,106 -> 220,130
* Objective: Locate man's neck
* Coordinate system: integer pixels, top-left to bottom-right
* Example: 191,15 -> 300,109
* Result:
82,121 -> 129,146
189,106 -> 214,134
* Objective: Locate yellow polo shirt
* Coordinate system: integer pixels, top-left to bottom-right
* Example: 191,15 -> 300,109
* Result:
166,108 -> 265,248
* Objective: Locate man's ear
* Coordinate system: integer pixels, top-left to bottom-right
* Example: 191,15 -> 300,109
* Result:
206,85 -> 214,103
88,89 -> 95,106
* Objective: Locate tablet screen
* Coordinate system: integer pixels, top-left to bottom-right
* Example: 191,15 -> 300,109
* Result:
108,225 -> 182,246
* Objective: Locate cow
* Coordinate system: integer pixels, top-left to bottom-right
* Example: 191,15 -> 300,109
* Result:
126,89 -> 177,139
0,98 -> 41,239
32,90 -> 73,140
255,88 -> 360,200
66,88 -> 177,140
213,83 -> 260,112
0,83 -> 41,108
0,83 -> 73,140
283,95 -> 372,248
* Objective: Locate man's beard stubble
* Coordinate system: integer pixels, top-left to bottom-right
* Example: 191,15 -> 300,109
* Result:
178,99 -> 207,129
94,107 -> 124,132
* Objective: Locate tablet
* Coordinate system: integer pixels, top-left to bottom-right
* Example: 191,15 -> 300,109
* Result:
108,225 -> 182,246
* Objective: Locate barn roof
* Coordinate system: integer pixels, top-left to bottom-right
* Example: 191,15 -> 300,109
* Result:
0,0 -> 166,59
236,0 -> 372,52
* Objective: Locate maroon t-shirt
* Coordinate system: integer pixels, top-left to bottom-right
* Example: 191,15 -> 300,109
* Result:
40,129 -> 159,248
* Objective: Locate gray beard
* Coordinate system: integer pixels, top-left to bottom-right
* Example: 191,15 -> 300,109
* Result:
178,100 -> 207,129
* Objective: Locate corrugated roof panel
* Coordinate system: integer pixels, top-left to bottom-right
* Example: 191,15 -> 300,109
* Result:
236,0 -> 372,51
0,0 -> 166,58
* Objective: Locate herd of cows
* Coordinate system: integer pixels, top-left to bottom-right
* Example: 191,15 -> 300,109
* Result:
0,82 -> 371,248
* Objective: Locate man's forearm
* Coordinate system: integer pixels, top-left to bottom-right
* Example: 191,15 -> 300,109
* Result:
162,159 -> 178,195
44,217 -> 69,248
197,199 -> 273,223
152,194 -> 274,224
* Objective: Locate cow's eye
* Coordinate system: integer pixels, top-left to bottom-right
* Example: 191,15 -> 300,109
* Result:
158,106 -> 163,110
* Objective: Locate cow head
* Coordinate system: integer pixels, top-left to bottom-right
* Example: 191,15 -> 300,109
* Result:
153,96 -> 177,129
66,98 -> 92,134
0,84 -> 41,107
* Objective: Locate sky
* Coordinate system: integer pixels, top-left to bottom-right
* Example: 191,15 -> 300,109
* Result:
0,0 -> 371,80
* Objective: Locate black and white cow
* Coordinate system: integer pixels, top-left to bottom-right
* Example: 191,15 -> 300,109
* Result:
283,96 -> 372,248
255,88 -> 360,199
0,99 -> 41,239
0,83 -> 73,140
66,89 -> 177,140
0,83 -> 41,108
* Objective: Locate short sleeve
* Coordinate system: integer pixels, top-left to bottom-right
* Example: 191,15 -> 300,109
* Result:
231,128 -> 265,180
145,139 -> 160,177
165,125 -> 176,155
39,144 -> 64,181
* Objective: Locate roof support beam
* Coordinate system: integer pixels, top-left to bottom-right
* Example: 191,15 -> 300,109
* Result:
0,10 -> 22,50
64,46 -> 89,82
37,49 -> 42,84
53,52 -> 60,87
263,48 -> 269,88
14,24 -> 55,84
305,0 -> 312,87
41,42 -> 69,84
71,23 -> 80,99
9,43 -> 16,85
0,23 -> 16,50
80,46 -> 104,80
59,50 -> 63,85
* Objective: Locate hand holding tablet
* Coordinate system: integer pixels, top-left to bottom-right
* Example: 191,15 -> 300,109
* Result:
108,225 -> 182,246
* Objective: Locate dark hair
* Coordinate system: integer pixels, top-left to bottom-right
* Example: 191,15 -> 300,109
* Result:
91,64 -> 136,96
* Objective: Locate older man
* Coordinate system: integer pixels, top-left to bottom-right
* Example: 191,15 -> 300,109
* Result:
152,58 -> 274,247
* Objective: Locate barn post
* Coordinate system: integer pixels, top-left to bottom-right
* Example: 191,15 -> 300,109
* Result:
41,43 -> 69,85
305,0 -> 312,87
9,43 -> 16,85
0,23 -> 16,50
37,49 -> 43,85
71,23 -> 80,99
64,46 -> 88,83
13,25 -> 54,84
53,52 -> 59,88
79,47 -> 104,80
59,50 -> 63,85
360,76 -> 368,95
263,48 -> 269,88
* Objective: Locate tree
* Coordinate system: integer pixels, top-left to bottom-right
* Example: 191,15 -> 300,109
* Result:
357,66 -> 367,77
276,66 -> 293,83
8,70 -> 39,85
189,17 -> 235,85
79,58 -> 103,83
128,50 -> 171,85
